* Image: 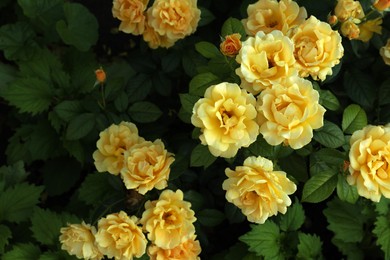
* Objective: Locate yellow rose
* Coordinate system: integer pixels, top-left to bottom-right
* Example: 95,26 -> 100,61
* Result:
257,76 -> 326,149
147,235 -> 201,260
120,139 -> 175,195
357,17 -> 382,42
340,20 -> 360,40
93,121 -> 145,175
191,82 -> 259,158
142,22 -> 176,49
380,38 -> 390,65
347,125 -> 390,202
222,156 -> 297,224
220,33 -> 242,57
235,30 -> 296,95
373,0 -> 390,11
95,211 -> 147,260
290,16 -> 344,81
146,0 -> 201,42
334,0 -> 364,22
59,221 -> 103,260
140,189 -> 196,249
242,0 -> 307,36
112,0 -> 149,35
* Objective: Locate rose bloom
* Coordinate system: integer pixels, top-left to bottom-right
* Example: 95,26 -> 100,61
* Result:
95,211 -> 147,260
380,38 -> 390,65
93,121 -> 145,175
257,76 -> 326,149
191,82 -> 259,158
120,139 -> 175,195
340,20 -> 360,40
112,0 -> 149,35
220,33 -> 242,57
147,235 -> 201,260
373,0 -> 390,11
140,189 -> 196,249
357,17 -> 383,42
347,125 -> 390,202
242,0 -> 307,36
290,15 -> 344,81
142,22 -> 176,49
146,0 -> 201,42
223,156 -> 297,224
59,222 -> 103,260
235,30 -> 296,95
334,0 -> 364,22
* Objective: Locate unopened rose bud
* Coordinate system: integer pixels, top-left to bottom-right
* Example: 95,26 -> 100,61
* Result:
373,0 -> 390,11
328,15 -> 338,26
95,68 -> 106,83
220,33 -> 242,57
340,20 -> 360,40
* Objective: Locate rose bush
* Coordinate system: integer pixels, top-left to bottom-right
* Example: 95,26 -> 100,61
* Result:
0,0 -> 389,259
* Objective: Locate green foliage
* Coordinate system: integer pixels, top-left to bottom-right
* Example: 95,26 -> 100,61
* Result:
221,18 -> 247,39
373,216 -> 390,260
301,171 -> 338,203
196,41 -> 222,59
279,200 -> 305,232
0,225 -> 12,254
197,209 -> 225,227
3,243 -> 41,260
336,174 -> 359,204
128,101 -> 163,123
313,120 -> 345,148
297,233 -> 323,260
343,69 -> 377,110
190,144 -> 217,168
189,72 -> 221,96
342,104 -> 367,134
65,113 -> 96,140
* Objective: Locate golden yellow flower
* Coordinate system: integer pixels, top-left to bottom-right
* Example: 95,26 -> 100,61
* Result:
334,0 -> 364,22
257,76 -> 326,149
191,82 -> 259,158
142,22 -> 176,49
290,16 -> 344,81
112,0 -> 149,35
120,139 -> 175,195
147,235 -> 201,260
220,33 -> 242,57
146,0 -> 201,42
242,0 -> 307,36
95,211 -> 147,260
140,189 -> 196,249
59,222 -> 103,260
357,17 -> 382,42
340,20 -> 360,40
380,38 -> 390,65
93,121 -> 145,175
235,30 -> 296,95
347,125 -> 390,202
222,156 -> 297,224
373,0 -> 390,11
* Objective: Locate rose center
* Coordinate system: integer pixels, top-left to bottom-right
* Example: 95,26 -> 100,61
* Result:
218,107 -> 238,134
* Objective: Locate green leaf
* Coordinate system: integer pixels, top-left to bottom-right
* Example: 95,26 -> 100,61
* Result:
332,238 -> 363,260
3,243 -> 41,260
375,197 -> 390,215
184,190 -> 205,212
161,51 -> 181,73
221,17 -> 246,39
0,63 -> 17,91
28,121 -> 61,161
39,250 -> 76,260
342,104 -> 367,134
195,41 -> 222,59
0,22 -> 38,61
323,198 -> 366,243
190,144 -> 217,168
198,7 -> 215,27
78,173 -> 120,206
239,221 -> 282,259
297,233 -> 323,260
248,135 -> 293,159
54,100 -> 83,122
373,216 -> 390,260
0,183 -> 44,223
56,3 -> 98,51
379,78 -> 390,106
17,0 -> 63,18
301,171 -> 337,203
0,161 -> 29,188
343,69 -> 377,109
179,93 -> 199,114
279,153 -> 308,182
189,72 -> 220,96
280,199 -> 305,232
126,73 -> 153,103
225,202 -> 246,224
319,89 -> 340,111
1,77 -> 53,115
114,92 -> 129,113
0,225 -> 12,254
311,148 -> 346,169
128,101 -> 163,123
197,209 -> 225,227
313,120 -> 345,148
65,113 -> 96,140
336,174 -> 359,204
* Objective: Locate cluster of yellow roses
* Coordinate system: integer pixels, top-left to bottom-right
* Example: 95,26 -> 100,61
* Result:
60,189 -> 201,259
112,0 -> 201,49
60,122 -> 201,259
330,0 -> 384,41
